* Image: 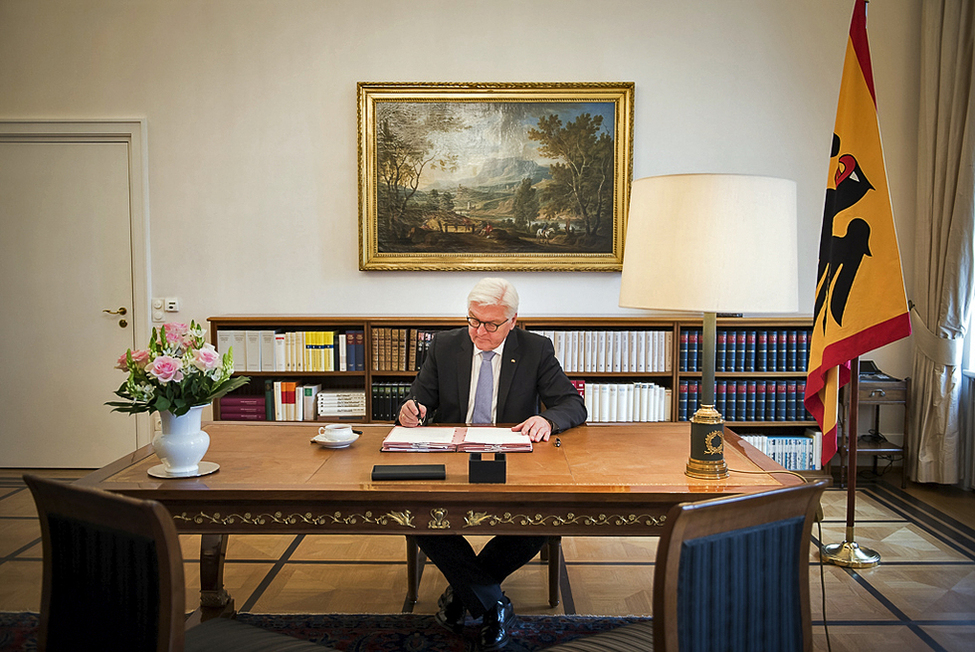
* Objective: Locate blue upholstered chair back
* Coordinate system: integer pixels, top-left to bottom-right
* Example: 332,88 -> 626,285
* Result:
655,478 -> 828,652
24,474 -> 332,652
24,474 -> 185,652
676,516 -> 806,651
44,515 -> 165,650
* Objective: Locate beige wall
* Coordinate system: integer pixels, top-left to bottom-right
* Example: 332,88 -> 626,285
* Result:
0,0 -> 920,386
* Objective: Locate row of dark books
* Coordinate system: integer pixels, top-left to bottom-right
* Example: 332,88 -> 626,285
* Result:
371,381 -> 412,421
372,328 -> 439,372
679,329 -> 812,373
677,379 -> 813,422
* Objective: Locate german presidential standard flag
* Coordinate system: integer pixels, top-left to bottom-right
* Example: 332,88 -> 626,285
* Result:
804,0 -> 911,467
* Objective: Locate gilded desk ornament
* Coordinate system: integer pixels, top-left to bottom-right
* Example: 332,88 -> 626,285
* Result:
464,510 -> 666,528
427,508 -> 451,529
173,510 -> 416,528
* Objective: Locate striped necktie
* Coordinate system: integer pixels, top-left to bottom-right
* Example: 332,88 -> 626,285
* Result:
471,350 -> 496,424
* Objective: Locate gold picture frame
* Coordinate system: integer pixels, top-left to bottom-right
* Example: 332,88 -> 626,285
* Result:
358,82 -> 634,271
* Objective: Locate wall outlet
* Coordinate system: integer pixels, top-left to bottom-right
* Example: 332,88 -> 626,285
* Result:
164,297 -> 180,312
152,413 -> 162,432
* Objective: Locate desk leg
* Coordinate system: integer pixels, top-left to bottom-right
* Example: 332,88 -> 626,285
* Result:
199,534 -> 235,620
547,537 -> 562,607
405,535 -> 426,606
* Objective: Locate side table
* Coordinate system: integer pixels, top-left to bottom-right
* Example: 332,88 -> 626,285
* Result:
839,376 -> 910,488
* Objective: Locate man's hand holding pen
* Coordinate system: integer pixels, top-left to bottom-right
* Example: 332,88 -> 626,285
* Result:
399,398 -> 427,427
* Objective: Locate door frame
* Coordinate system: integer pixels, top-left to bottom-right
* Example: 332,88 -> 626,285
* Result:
0,120 -> 152,447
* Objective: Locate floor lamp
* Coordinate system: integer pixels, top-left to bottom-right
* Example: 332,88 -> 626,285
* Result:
620,174 -> 799,479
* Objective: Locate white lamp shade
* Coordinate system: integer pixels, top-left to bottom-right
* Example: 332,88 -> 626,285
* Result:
619,174 -> 799,314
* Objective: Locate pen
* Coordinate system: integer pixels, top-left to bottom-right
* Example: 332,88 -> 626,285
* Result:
412,398 -> 425,426
555,437 -> 561,447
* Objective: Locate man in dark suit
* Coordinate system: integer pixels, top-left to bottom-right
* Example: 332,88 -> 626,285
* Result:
398,278 -> 587,652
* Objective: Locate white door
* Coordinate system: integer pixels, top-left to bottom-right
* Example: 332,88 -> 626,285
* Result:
0,122 -> 150,467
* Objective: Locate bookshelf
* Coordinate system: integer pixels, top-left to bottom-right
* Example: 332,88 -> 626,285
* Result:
208,315 -> 825,476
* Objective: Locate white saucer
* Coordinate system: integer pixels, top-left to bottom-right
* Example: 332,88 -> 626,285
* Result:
147,461 -> 220,479
311,432 -> 359,448
314,438 -> 357,449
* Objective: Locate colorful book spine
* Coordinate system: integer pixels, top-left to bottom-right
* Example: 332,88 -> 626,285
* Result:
787,330 -> 798,372
745,331 -> 757,372
755,380 -> 766,421
777,330 -> 788,372
775,381 -> 787,420
756,331 -> 768,372
746,380 -> 756,421
677,379 -> 688,421
798,330 -> 809,372
735,331 -> 746,372
716,330 -> 727,372
679,330 -> 689,372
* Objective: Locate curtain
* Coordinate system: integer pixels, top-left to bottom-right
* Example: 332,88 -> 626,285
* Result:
910,0 -> 975,485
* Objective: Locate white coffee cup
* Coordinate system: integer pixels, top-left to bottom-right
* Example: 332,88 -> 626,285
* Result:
318,423 -> 354,440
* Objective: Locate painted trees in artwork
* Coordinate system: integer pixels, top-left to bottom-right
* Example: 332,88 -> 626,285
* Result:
528,113 -> 614,238
376,103 -> 461,238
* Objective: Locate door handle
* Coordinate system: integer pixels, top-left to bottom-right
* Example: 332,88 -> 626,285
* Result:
102,307 -> 127,316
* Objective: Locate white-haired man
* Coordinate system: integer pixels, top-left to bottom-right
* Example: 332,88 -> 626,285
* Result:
398,277 -> 587,651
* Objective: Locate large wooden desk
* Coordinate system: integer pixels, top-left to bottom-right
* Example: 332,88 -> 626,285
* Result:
78,422 -> 798,613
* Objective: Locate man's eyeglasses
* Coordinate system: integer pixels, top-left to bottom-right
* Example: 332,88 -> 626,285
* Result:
467,316 -> 510,332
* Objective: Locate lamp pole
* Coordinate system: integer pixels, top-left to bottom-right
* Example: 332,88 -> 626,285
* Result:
685,310 -> 728,479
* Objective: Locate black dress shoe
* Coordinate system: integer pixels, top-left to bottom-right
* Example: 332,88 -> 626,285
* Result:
434,586 -> 466,635
478,597 -> 515,651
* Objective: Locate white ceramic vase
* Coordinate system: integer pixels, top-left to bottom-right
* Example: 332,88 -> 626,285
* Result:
152,405 -> 209,476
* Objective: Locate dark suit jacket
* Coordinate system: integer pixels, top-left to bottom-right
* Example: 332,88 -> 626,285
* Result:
406,327 -> 587,433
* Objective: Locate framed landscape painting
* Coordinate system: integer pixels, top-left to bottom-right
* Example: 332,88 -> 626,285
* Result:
357,82 -> 634,271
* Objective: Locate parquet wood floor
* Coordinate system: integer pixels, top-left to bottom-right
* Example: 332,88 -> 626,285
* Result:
1,467 -> 972,651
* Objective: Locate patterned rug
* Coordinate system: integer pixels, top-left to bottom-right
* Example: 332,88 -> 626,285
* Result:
0,611 -> 652,651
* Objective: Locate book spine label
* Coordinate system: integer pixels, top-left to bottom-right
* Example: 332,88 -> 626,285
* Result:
777,330 -> 788,372
723,380 -> 735,421
775,381 -> 787,421
688,330 -> 699,372
746,380 -> 756,421
756,331 -> 768,372
755,380 -> 766,421
745,331 -> 756,372
678,380 -> 688,421
715,330 -> 727,372
679,331 -> 689,372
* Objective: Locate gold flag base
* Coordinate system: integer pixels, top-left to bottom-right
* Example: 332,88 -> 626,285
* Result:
822,527 -> 881,567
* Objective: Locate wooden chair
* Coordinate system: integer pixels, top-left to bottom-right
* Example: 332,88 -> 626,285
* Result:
542,478 -> 829,652
23,474 -> 331,652
405,534 -> 563,607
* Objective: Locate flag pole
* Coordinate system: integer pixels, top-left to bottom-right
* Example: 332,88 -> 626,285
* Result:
822,356 -> 881,567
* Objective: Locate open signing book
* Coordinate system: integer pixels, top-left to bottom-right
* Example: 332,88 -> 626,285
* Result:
381,426 -> 533,453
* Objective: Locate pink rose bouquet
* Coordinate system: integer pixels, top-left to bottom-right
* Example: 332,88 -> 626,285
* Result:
107,320 -> 249,416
